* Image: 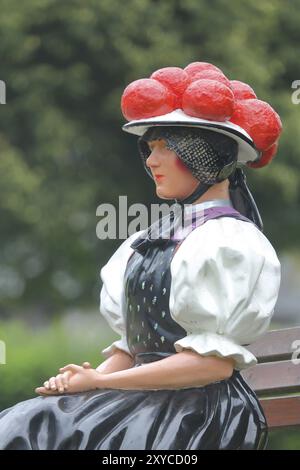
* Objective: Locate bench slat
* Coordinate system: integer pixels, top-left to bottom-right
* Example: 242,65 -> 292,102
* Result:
245,327 -> 300,363
242,327 -> 300,429
260,396 -> 300,429
241,360 -> 300,395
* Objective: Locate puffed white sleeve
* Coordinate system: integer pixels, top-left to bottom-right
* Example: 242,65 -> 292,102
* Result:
169,218 -> 281,371
99,230 -> 143,359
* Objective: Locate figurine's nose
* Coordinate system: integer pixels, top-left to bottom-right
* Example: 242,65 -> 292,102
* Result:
146,148 -> 161,169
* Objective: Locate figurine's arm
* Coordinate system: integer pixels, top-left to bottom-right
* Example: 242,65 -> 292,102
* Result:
36,350 -> 235,395
94,350 -> 235,390
96,350 -> 135,374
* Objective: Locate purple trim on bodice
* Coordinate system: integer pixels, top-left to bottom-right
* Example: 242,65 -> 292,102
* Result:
202,206 -> 251,222
170,206 -> 252,242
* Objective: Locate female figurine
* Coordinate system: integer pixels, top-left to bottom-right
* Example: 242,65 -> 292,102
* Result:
0,62 -> 282,450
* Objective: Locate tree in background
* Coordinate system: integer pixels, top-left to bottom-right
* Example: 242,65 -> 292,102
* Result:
0,0 -> 299,316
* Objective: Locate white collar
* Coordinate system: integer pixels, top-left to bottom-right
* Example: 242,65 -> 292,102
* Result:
182,198 -> 233,215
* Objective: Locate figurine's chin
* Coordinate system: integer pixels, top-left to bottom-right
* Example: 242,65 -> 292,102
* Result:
155,186 -> 175,200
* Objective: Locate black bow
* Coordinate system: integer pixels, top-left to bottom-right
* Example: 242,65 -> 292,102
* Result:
130,232 -> 170,255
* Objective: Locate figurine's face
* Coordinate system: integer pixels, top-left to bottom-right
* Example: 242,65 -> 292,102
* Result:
145,139 -> 199,200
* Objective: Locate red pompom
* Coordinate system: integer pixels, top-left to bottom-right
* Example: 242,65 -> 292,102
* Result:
121,78 -> 176,120
247,141 -> 278,168
189,69 -> 232,89
182,79 -> 235,121
230,99 -> 282,151
184,62 -> 223,81
230,80 -> 257,100
150,67 -> 189,108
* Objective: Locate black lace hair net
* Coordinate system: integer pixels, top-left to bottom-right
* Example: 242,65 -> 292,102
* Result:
138,126 -> 238,184
137,126 -> 263,231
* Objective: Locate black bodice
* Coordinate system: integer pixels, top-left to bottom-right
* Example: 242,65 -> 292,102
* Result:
124,239 -> 187,360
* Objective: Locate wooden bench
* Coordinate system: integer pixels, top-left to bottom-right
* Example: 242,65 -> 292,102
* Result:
241,326 -> 300,429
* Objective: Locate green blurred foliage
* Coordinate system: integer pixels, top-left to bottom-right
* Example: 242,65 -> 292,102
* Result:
268,428 -> 300,450
0,317 -> 114,410
0,0 -> 299,314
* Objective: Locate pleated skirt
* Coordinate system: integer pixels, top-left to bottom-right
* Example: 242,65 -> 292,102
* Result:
0,370 -> 267,450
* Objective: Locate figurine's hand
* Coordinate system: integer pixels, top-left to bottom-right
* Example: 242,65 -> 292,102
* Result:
40,370 -> 72,394
35,363 -> 101,395
35,362 -> 93,395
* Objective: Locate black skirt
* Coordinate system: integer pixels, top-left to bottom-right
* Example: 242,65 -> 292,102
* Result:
0,369 -> 267,450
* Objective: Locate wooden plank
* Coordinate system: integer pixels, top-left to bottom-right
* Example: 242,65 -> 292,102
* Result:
244,327 -> 300,363
259,396 -> 300,429
241,360 -> 300,395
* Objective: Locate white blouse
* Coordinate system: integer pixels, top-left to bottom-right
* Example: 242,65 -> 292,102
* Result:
99,201 -> 281,371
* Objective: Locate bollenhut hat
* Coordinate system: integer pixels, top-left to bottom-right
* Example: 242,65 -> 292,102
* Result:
120,62 -> 282,230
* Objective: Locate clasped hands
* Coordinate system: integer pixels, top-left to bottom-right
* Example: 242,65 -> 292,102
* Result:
35,362 -> 103,396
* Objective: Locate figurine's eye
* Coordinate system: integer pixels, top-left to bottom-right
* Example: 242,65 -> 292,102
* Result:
148,139 -> 165,151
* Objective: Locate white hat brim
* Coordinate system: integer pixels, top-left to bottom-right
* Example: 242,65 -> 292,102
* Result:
122,109 -> 260,165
